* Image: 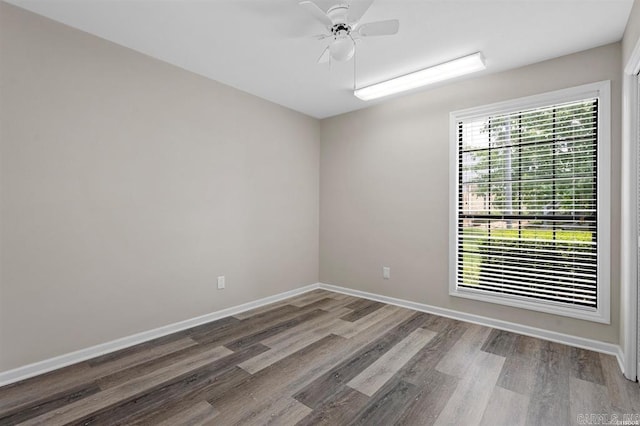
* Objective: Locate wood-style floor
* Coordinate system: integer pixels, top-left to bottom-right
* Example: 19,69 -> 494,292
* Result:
0,290 -> 638,425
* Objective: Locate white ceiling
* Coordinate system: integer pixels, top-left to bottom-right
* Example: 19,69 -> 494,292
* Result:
7,0 -> 634,119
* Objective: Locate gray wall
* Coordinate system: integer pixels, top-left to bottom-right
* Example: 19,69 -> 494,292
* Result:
320,43 -> 622,344
0,3 -> 320,372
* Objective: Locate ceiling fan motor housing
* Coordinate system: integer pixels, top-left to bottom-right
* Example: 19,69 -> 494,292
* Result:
331,23 -> 351,37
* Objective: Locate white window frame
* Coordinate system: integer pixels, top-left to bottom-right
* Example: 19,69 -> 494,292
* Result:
449,81 -> 611,324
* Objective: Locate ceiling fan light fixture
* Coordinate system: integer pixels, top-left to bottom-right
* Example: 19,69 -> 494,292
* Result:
330,36 -> 355,62
354,52 -> 486,101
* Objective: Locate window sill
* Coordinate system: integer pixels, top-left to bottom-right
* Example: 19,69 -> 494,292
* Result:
450,286 -> 610,324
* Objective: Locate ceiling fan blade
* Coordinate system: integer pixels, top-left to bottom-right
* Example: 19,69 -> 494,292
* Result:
317,46 -> 330,63
348,0 -> 374,22
357,19 -> 399,37
312,33 -> 331,40
299,1 -> 333,28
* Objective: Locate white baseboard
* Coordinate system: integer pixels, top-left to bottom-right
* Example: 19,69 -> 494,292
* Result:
0,283 -> 320,387
617,346 -> 627,377
1,281 -> 626,387
319,283 -> 621,359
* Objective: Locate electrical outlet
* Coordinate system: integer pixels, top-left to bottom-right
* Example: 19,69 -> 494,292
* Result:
217,276 -> 225,289
383,267 -> 390,279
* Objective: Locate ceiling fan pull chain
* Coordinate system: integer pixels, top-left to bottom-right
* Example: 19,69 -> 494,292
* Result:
353,40 -> 357,92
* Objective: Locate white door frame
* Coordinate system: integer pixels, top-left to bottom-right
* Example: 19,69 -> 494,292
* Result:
622,40 -> 640,381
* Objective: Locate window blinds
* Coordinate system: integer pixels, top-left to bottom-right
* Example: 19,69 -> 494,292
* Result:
456,98 -> 598,308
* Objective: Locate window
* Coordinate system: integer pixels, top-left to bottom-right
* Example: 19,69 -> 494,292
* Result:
449,81 -> 610,323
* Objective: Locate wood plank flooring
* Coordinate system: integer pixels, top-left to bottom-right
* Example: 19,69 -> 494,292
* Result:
0,289 -> 638,425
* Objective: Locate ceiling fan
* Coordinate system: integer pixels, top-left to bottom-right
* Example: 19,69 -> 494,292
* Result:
299,0 -> 399,63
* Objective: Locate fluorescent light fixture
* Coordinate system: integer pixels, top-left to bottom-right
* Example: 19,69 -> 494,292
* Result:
354,52 -> 486,101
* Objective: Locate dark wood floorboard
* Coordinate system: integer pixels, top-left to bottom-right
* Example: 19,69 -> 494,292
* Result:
395,369 -> 458,426
189,304 -> 302,345
223,308 -> 327,351
0,289 -> 637,426
86,332 -> 193,367
348,379 -> 419,426
570,347 -> 606,385
0,384 -> 101,426
124,368 -> 246,426
292,312 -> 428,409
79,345 -> 268,426
295,387 -> 368,425
403,318 -> 468,385
481,329 -> 518,357
340,300 -> 385,322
